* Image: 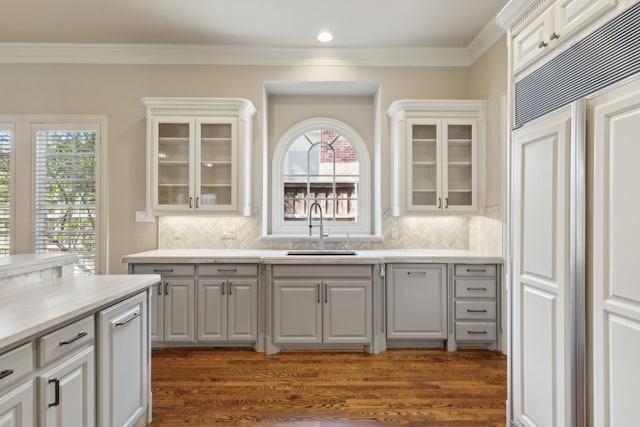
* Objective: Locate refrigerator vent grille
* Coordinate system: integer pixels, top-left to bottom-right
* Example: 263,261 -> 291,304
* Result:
514,2 -> 640,126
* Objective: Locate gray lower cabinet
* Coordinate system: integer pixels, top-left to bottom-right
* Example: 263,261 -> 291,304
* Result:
197,264 -> 258,343
386,264 -> 447,341
131,264 -> 196,343
0,343 -> 34,427
97,292 -> 148,427
271,265 -> 373,352
450,264 -> 500,350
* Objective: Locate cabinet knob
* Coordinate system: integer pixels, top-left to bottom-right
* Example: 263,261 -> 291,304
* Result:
538,41 -> 549,49
550,32 -> 560,40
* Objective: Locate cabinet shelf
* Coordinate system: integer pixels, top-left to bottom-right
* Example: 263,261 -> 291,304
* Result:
413,188 -> 438,193
201,183 -> 232,188
158,160 -> 189,165
200,138 -> 232,143
448,189 -> 472,193
412,138 -> 437,143
448,139 -> 472,145
201,160 -> 232,166
158,137 -> 189,143
448,162 -> 472,167
412,162 -> 437,166
158,183 -> 189,187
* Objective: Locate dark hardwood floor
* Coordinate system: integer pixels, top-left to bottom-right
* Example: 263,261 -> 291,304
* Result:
151,348 -> 507,426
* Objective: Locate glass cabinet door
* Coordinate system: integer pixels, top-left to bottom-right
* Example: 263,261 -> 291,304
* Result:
195,118 -> 236,211
443,120 -> 476,211
407,121 -> 441,210
154,118 -> 193,210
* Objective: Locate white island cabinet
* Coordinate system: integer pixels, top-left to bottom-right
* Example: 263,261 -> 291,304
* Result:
0,263 -> 157,427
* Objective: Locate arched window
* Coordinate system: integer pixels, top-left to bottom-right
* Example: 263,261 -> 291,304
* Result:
271,118 -> 371,236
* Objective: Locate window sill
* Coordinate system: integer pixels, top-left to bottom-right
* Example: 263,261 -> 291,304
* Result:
260,234 -> 383,244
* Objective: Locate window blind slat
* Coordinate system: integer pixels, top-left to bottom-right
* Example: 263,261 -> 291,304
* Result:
0,130 -> 11,256
34,130 -> 97,275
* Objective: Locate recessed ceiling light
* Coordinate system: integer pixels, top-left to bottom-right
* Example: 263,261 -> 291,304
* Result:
318,31 -> 333,43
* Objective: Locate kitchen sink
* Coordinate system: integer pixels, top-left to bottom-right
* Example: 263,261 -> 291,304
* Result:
286,249 -> 357,256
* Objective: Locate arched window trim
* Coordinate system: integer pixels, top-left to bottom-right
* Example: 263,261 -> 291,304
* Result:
271,117 -> 371,236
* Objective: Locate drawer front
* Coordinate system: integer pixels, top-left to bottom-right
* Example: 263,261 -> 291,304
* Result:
455,301 -> 496,320
455,279 -> 497,298
198,264 -> 258,277
455,322 -> 497,341
132,263 -> 195,276
0,343 -> 33,389
454,264 -> 497,277
37,316 -> 95,367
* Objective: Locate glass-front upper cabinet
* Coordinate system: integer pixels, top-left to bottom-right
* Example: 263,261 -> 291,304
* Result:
144,98 -> 255,216
388,100 -> 486,215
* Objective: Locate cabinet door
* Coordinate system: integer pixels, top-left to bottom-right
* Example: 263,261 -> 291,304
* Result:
387,265 -> 447,339
227,279 -> 258,342
511,102 -> 582,427
554,0 -> 617,43
97,292 -> 148,427
443,119 -> 478,212
164,279 -> 195,342
513,6 -> 554,73
151,117 -> 195,212
39,347 -> 95,427
591,82 -> 640,427
273,281 -> 322,344
195,117 -> 237,212
197,280 -> 227,341
323,281 -> 372,344
150,281 -> 164,342
0,381 -> 34,427
406,119 -> 442,211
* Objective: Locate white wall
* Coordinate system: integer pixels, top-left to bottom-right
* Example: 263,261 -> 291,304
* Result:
0,45 -> 507,273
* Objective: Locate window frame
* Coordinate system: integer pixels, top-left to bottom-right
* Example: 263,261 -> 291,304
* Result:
271,118 -> 371,237
0,124 -> 16,256
0,115 -> 108,274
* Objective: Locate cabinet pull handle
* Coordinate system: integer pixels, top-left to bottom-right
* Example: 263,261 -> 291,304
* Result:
316,283 -> 321,303
196,197 -> 200,208
0,369 -> 14,380
59,331 -> 88,346
407,271 -> 426,276
538,40 -> 548,48
467,330 -> 488,334
157,282 -> 162,295
165,282 -> 169,295
550,32 -> 560,40
437,197 -> 442,208
467,287 -> 487,291
445,197 -> 449,209
48,378 -> 60,407
217,269 -> 237,273
466,268 -> 487,273
221,283 -> 225,295
189,197 -> 193,208
324,283 -> 328,303
228,282 -> 233,295
467,309 -> 488,313
153,268 -> 174,273
115,311 -> 141,327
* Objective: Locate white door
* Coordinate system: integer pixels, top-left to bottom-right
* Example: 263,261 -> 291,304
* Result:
591,81 -> 640,427
510,101 -> 584,427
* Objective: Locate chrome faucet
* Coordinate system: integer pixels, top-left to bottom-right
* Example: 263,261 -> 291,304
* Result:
309,201 -> 325,250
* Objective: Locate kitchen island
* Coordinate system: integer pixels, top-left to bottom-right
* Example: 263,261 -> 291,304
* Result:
0,254 -> 160,427
123,249 -> 503,354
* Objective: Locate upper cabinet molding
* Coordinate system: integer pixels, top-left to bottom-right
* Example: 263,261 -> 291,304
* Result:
141,97 -> 256,119
496,0 -> 554,31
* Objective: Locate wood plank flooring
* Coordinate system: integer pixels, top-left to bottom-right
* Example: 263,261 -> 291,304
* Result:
151,348 -> 507,426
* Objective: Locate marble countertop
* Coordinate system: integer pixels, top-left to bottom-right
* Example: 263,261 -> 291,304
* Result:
0,252 -> 78,279
121,249 -> 503,265
0,274 -> 160,351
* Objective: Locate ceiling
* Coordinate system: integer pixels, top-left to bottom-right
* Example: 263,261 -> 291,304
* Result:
0,0 -> 509,66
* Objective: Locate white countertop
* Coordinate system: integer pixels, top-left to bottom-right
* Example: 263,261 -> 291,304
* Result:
0,274 -> 160,350
0,252 -> 78,279
121,249 -> 503,265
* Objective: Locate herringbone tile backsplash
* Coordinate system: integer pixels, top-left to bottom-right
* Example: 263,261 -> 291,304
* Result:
159,207 -> 502,254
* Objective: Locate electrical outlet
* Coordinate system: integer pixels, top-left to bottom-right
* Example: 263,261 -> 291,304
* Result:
222,227 -> 237,239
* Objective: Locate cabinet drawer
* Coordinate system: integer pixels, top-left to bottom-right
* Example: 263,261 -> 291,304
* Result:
198,264 -> 257,277
132,263 -> 195,276
455,322 -> 497,341
37,316 -> 94,367
455,279 -> 496,298
455,301 -> 496,320
454,264 -> 496,277
0,343 -> 33,389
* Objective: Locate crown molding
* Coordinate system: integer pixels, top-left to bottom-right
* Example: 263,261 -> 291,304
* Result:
495,0 -> 538,30
467,19 -> 506,64
0,42 -> 480,67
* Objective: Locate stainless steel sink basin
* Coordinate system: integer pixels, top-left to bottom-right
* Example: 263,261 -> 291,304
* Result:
286,250 -> 357,256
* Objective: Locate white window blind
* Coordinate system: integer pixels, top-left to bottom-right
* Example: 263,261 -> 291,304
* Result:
0,129 -> 11,256
34,129 -> 97,275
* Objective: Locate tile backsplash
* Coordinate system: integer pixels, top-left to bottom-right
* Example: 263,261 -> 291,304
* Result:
159,207 -> 502,255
